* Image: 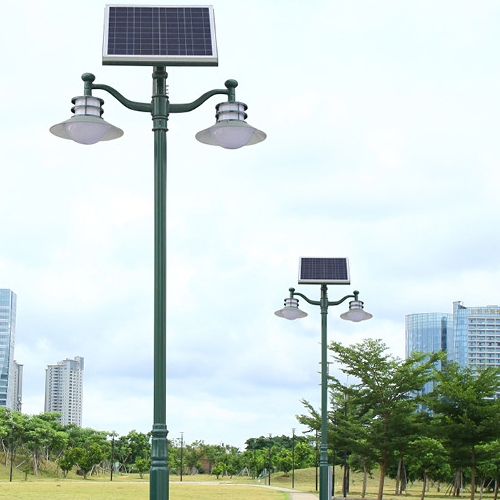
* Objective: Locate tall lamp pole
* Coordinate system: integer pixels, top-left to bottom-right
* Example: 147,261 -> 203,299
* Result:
180,432 -> 184,482
50,69 -> 265,500
9,422 -> 14,482
268,433 -> 272,486
315,429 -> 319,492
292,428 -> 296,489
110,431 -> 116,482
275,285 -> 372,500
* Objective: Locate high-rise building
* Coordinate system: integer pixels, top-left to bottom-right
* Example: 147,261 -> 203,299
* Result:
406,301 -> 500,372
405,312 -> 452,395
0,289 -> 18,409
45,356 -> 84,426
12,360 -> 23,411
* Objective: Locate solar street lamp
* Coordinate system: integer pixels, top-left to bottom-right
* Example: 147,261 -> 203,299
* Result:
275,258 -> 372,500
49,7 -> 266,500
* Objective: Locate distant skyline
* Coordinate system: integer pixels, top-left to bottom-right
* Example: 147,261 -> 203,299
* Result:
3,0 -> 500,449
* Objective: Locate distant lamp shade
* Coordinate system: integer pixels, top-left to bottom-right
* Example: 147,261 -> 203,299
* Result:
196,101 -> 266,149
275,298 -> 308,321
50,96 -> 123,145
340,300 -> 373,322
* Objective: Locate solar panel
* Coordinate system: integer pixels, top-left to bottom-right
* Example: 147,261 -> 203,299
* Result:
102,5 -> 218,66
298,257 -> 351,285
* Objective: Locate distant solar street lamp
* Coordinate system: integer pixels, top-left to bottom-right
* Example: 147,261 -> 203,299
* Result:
275,258 -> 372,500
50,6 -> 265,500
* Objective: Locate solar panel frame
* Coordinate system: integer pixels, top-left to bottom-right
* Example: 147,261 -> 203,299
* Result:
298,257 -> 351,285
102,5 -> 218,66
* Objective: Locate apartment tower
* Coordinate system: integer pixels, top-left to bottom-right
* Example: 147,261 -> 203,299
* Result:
0,289 -> 20,409
45,356 -> 84,426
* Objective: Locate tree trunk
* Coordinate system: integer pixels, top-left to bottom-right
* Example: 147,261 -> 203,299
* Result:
32,451 -> 38,476
362,464 -> 368,498
377,461 -> 387,500
395,457 -> 402,495
402,464 -> 408,494
479,478 -> 485,500
452,468 -> 463,497
493,479 -> 499,500
421,472 -> 427,500
470,464 -> 476,500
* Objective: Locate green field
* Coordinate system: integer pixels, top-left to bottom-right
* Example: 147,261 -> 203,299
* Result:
0,463 -> 488,500
0,482 -> 291,500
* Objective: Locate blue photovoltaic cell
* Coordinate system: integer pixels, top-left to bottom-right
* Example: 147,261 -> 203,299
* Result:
103,5 -> 217,66
298,257 -> 350,284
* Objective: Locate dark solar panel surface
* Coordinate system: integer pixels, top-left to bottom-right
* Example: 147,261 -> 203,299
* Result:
299,258 -> 350,283
105,6 -> 215,62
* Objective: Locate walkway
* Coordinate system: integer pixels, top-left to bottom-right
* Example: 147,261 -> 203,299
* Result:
266,485 -> 318,500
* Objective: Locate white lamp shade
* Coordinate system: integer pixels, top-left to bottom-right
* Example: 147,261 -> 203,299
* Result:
340,300 -> 373,322
50,115 -> 124,145
196,120 -> 266,149
275,297 -> 308,321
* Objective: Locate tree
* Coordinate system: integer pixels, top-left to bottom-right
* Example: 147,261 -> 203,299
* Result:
242,447 -> 267,478
76,444 -> 106,479
275,448 -> 293,475
59,447 -> 81,478
426,362 -> 500,500
294,441 -> 315,469
22,413 -> 63,475
134,457 -> 150,479
476,440 -> 500,500
328,339 -> 444,500
211,463 -> 225,479
183,440 -> 205,474
113,430 -> 150,473
405,437 -> 451,500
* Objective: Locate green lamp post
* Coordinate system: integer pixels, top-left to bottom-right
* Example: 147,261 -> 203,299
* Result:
275,285 -> 372,500
50,67 -> 265,500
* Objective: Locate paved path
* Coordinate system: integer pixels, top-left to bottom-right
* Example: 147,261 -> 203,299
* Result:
270,486 -> 318,500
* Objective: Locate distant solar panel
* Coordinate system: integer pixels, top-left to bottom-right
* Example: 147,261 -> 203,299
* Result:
102,5 -> 218,66
298,257 -> 351,285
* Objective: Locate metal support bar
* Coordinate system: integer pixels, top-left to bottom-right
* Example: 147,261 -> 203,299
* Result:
150,66 -> 169,500
319,284 -> 329,500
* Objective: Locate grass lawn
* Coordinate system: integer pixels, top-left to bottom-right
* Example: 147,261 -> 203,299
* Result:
0,481 -> 290,500
0,463 -> 488,500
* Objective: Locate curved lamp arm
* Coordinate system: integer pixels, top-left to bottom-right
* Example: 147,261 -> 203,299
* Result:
170,80 -> 236,114
289,287 -> 358,307
91,83 -> 152,113
86,74 -> 237,115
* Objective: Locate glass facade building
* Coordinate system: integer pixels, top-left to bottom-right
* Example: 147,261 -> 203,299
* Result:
405,312 -> 452,395
0,289 -> 18,408
406,301 -> 500,372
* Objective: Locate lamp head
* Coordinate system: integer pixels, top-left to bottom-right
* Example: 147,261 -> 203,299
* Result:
340,300 -> 373,322
50,95 -> 123,145
275,297 -> 308,321
196,100 -> 266,149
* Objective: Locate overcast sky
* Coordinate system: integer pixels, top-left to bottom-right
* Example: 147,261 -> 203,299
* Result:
2,0 -> 500,450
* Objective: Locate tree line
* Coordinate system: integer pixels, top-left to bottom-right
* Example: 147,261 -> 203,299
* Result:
0,408 -> 316,480
297,338 -> 500,500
